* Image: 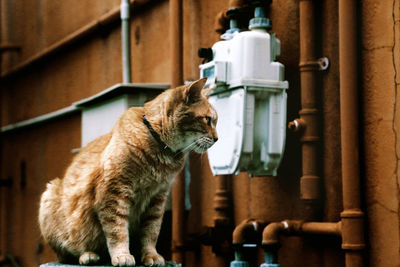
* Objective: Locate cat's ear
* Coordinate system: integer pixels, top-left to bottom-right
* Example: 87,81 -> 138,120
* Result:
183,78 -> 207,105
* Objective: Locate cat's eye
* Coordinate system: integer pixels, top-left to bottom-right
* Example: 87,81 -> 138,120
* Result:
205,116 -> 212,126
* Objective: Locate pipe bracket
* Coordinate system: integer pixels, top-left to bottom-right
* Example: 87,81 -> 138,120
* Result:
288,118 -> 305,132
299,57 -> 329,71
317,57 -> 330,71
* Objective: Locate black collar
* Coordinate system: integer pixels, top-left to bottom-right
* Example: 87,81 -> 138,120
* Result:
142,115 -> 178,155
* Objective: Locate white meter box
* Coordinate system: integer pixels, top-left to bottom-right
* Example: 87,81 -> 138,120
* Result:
200,11 -> 289,177
207,85 -> 287,177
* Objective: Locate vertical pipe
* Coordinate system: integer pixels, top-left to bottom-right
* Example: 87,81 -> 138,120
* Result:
169,0 -> 183,88
213,175 -> 231,266
338,0 -> 365,266
170,0 -> 184,263
213,175 -> 231,226
121,0 -> 132,83
171,171 -> 185,263
298,0 -> 320,200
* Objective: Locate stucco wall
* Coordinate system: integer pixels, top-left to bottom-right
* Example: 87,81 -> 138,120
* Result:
0,0 -> 399,266
362,0 -> 400,266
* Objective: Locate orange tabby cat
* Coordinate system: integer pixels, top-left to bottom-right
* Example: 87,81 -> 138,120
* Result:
38,78 -> 218,266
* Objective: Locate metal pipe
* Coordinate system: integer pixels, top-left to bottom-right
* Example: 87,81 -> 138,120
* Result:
338,0 -> 365,266
0,0 -> 157,81
298,221 -> 342,236
214,0 -> 251,34
171,171 -> 185,263
121,0 -> 132,83
232,219 -> 261,245
297,0 -> 321,200
261,220 -> 342,247
261,220 -> 341,266
169,0 -> 184,263
212,174 -> 232,266
213,175 -> 232,227
261,221 -> 287,246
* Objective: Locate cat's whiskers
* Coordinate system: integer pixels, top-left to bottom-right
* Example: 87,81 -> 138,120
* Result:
175,140 -> 199,157
177,136 -> 210,158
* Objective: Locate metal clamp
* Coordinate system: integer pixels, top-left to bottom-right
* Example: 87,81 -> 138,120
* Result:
299,57 -> 330,71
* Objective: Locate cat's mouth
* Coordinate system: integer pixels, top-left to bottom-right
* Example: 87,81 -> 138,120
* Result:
193,137 -> 216,153
179,136 -> 216,154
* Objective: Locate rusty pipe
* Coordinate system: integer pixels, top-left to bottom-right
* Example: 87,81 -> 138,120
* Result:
170,0 -> 184,263
215,0 -> 252,34
171,171 -> 185,263
338,0 -> 365,266
261,220 -> 342,266
261,221 -> 287,246
298,0 -> 321,201
262,220 -> 342,245
211,175 -> 232,266
295,221 -> 342,236
213,175 -> 232,227
0,0 -> 159,81
232,219 -> 261,245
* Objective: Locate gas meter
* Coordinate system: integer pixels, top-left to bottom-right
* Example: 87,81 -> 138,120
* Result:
200,6 -> 288,177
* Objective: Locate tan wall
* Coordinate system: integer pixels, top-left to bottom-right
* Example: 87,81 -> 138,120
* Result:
362,0 -> 400,265
0,0 -> 399,266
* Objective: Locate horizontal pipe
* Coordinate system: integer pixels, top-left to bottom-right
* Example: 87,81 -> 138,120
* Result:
262,220 -> 342,246
293,220 -> 342,236
0,0 -> 159,80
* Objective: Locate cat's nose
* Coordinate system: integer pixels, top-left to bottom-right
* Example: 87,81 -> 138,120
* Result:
213,137 -> 218,142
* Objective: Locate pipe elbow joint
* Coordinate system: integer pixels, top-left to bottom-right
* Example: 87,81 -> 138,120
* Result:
262,221 -> 288,247
232,219 -> 261,245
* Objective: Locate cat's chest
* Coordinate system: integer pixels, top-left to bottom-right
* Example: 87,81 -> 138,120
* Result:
128,183 -> 170,220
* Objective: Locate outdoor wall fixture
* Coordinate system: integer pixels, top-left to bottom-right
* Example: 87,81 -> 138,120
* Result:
199,2 -> 288,177
74,83 -> 168,147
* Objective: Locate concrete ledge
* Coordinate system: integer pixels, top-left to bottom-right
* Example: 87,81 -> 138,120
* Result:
40,262 -> 181,267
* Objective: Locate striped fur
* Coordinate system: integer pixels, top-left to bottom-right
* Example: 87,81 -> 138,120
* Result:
38,78 -> 218,266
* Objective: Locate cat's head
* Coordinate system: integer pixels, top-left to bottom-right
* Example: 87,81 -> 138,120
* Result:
172,78 -> 218,153
145,78 -> 218,154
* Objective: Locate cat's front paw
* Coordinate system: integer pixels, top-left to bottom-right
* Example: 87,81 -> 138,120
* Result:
79,252 -> 100,265
111,253 -> 135,266
142,252 -> 165,266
